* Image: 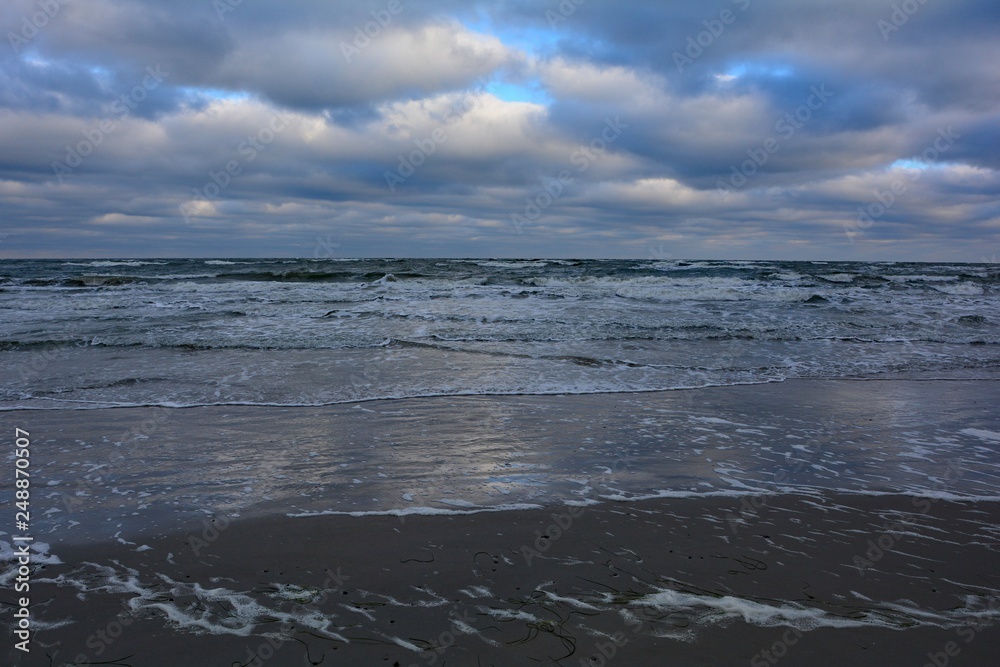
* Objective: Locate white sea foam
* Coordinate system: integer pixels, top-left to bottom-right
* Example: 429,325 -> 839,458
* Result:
885,274 -> 959,283
689,416 -> 746,426
459,585 -> 494,598
961,428 -> 1000,442
64,260 -> 167,267
36,562 -> 349,640
933,282 -> 984,295
599,489 -> 758,502
0,541 -> 63,586
629,588 -> 1000,630
475,260 -> 550,269
287,503 -> 544,518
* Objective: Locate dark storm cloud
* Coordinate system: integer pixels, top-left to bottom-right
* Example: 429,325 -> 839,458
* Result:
0,0 -> 997,260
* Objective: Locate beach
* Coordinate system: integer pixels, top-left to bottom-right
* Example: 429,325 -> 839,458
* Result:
9,491 -> 1000,666
4,378 -> 1000,666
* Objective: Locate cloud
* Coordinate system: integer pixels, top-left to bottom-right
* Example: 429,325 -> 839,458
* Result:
0,0 -> 997,260
213,22 -> 519,110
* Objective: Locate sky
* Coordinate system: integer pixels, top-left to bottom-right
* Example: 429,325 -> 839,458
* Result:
1,0 -> 998,261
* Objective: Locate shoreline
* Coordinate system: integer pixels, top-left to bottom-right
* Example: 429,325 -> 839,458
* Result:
6,376 -> 1000,544
4,368 -> 999,413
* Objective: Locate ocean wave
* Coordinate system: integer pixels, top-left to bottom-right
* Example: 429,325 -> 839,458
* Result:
288,502 -> 545,518
69,275 -> 146,287
517,275 -> 798,302
63,260 -> 168,267
0,339 -> 96,351
474,260 -> 551,269
214,270 -> 427,283
885,274 -> 960,283
932,282 -> 985,296
0,376 -> 794,413
817,273 -> 856,283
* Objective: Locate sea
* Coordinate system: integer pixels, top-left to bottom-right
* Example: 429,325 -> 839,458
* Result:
3,257 -> 998,411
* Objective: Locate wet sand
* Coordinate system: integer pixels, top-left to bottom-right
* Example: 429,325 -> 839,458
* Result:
5,491 -> 1000,666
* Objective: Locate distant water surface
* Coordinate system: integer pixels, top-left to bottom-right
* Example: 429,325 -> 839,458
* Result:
2,258 -> 997,410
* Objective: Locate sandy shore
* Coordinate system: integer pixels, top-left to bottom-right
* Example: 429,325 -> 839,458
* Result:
3,378 -> 1000,665
5,491 -> 1000,666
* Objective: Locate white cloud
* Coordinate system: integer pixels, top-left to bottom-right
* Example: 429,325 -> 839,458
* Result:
215,22 -> 520,108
